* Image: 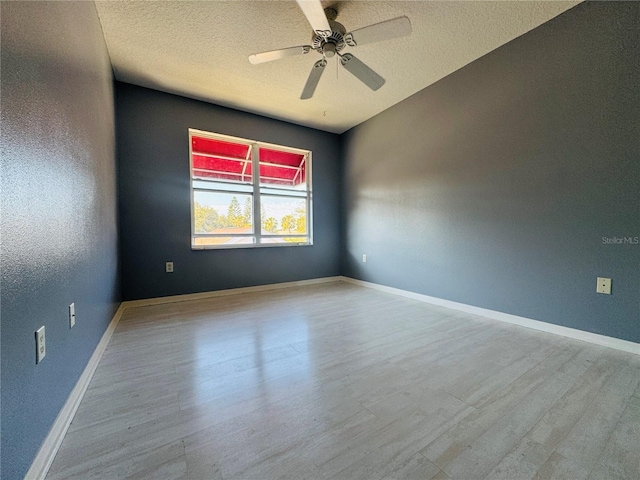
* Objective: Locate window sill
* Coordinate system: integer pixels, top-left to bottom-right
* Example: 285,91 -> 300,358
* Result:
191,241 -> 313,250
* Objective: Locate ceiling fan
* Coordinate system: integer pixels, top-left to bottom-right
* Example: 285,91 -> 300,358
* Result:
248,0 -> 412,100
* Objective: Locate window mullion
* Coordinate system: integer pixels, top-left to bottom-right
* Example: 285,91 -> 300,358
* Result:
251,143 -> 261,244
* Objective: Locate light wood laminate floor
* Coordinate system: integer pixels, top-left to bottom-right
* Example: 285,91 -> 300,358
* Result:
48,282 -> 640,480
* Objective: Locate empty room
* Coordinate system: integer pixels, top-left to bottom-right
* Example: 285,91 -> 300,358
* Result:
1,1 -> 639,479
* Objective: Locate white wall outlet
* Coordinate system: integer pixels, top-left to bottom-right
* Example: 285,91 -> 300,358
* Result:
596,277 -> 611,295
166,261 -> 174,273
35,326 -> 46,364
362,254 -> 367,263
69,303 -> 76,328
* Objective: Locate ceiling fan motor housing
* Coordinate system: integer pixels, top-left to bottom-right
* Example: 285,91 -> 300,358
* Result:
312,20 -> 347,57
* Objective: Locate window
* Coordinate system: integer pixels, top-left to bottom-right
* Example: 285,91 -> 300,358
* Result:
189,129 -> 312,249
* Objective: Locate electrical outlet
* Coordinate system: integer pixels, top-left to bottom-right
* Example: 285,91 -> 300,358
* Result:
35,326 -> 46,364
596,277 -> 611,295
69,303 -> 76,328
166,262 -> 174,273
362,254 -> 367,263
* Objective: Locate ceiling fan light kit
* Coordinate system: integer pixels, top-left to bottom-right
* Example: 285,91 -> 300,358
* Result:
248,0 -> 412,100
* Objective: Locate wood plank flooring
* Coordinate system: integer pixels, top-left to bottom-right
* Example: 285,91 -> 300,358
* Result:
47,282 -> 640,479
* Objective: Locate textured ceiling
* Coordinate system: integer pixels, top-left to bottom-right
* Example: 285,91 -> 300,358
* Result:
95,1 -> 581,134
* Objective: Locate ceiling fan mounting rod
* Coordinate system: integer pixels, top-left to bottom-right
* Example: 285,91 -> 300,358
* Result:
324,7 -> 338,21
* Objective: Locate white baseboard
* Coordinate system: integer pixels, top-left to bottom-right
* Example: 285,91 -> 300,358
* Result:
25,304 -> 126,480
340,276 -> 640,355
122,276 -> 343,308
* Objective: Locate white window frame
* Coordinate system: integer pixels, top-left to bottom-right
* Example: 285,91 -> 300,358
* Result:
189,128 -> 313,249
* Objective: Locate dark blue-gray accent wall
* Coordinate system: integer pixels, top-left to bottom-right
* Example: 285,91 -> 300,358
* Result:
115,83 -> 342,301
342,1 -> 640,343
1,2 -> 120,479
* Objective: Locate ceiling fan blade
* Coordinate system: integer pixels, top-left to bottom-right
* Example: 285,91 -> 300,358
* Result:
301,59 -> 327,100
340,54 -> 385,91
296,0 -> 331,35
249,45 -> 311,65
345,16 -> 412,47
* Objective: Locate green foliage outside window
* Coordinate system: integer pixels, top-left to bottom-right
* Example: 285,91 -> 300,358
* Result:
195,196 -> 306,238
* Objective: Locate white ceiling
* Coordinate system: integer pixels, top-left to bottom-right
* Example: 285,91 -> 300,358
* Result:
95,1 -> 581,134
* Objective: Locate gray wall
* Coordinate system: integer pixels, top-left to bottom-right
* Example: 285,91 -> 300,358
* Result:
116,83 -> 341,300
342,1 -> 640,343
0,3 -> 120,479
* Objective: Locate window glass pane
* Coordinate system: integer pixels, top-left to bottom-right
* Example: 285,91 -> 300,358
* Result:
192,136 -> 252,183
259,147 -> 306,189
260,196 -> 306,235
193,237 -> 255,247
194,191 -> 253,234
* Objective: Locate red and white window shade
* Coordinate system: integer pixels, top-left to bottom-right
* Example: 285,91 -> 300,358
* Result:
189,129 -> 312,248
